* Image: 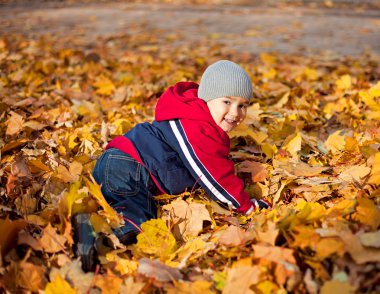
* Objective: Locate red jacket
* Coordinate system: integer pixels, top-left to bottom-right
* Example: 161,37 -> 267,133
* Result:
107,82 -> 253,213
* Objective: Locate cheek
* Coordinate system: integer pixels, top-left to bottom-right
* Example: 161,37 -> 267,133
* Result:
240,111 -> 247,121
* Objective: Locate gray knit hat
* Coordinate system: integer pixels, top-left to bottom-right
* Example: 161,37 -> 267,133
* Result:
198,60 -> 253,102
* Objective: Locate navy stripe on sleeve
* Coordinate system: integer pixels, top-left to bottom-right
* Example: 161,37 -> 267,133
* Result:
169,119 -> 240,209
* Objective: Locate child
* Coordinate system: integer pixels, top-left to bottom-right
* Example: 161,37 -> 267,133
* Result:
73,60 -> 270,271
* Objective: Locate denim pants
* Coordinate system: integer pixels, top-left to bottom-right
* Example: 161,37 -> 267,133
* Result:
92,148 -> 157,238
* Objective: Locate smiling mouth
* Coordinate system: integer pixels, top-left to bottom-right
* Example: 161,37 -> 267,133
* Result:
224,118 -> 237,125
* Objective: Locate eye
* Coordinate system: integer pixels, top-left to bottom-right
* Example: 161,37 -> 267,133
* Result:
223,100 -> 231,105
239,104 -> 248,109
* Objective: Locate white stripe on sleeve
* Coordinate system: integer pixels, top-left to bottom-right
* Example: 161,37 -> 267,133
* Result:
169,120 -> 235,208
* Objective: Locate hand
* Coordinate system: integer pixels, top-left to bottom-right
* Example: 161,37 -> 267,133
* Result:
250,198 -> 272,210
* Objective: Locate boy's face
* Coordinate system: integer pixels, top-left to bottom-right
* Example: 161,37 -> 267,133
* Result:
207,96 -> 249,132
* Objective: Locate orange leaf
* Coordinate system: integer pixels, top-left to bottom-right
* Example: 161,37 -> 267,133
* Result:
6,111 -> 24,136
39,224 -> 67,253
239,160 -> 268,182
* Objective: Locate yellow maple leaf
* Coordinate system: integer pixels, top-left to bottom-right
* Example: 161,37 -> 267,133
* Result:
45,274 -> 77,294
296,201 -> 326,223
64,180 -> 86,218
105,252 -> 138,275
259,52 -> 276,65
136,219 -> 177,261
324,130 -> 346,154
94,75 -> 116,96
229,123 -> 268,144
335,74 -> 352,91
84,176 -> 122,228
353,198 -> 380,230
359,91 -> 380,111
369,80 -> 380,98
282,132 -> 302,157
368,152 -> 380,185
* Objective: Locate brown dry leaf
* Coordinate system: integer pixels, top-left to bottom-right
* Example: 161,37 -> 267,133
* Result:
320,280 -> 355,294
218,225 -> 254,247
238,161 -> 269,182
338,164 -> 371,184
95,271 -> 123,294
6,111 -> 24,136
359,230 -> 380,248
257,221 -> 279,245
49,260 -> 94,293
120,277 -> 145,294
339,231 -> 380,264
169,280 -> 213,294
39,223 -> 67,253
17,261 -> 47,292
223,258 -> 260,294
137,257 -> 183,282
273,159 -> 328,177
353,197 -> 380,230
18,230 -> 43,251
162,198 -> 212,240
252,244 -> 296,264
0,218 -> 27,257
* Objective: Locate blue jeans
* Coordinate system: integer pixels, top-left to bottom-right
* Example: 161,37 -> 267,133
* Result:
92,148 -> 157,238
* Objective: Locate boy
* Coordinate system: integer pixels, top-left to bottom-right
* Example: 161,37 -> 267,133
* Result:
73,60 -> 270,271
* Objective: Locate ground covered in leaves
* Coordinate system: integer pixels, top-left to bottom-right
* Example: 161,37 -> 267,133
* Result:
0,30 -> 380,293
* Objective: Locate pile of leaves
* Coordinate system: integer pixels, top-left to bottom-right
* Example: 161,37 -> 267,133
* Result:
0,31 -> 380,293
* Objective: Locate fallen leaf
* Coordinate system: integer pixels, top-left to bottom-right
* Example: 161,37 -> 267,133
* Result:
368,152 -> 380,184
282,132 -> 302,157
338,164 -> 371,183
6,111 -> 24,136
320,280 -> 354,294
223,259 -> 260,294
0,218 -> 27,257
39,223 -> 67,253
95,271 -> 123,294
136,219 -> 177,261
353,197 -> 380,230
238,161 -> 269,182
218,225 -> 254,247
359,230 -> 380,248
137,257 -> 183,282
45,274 -> 77,294
252,244 -> 296,264
162,198 -> 212,240
17,261 -> 46,292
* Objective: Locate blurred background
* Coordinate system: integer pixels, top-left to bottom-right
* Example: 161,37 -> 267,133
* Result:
1,0 -> 379,57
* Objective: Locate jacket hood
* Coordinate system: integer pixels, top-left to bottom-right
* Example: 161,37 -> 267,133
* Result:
155,82 -> 214,122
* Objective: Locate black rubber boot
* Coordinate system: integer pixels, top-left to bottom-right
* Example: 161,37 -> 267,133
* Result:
72,213 -> 98,272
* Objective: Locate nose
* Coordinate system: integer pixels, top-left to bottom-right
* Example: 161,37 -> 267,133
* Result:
229,105 -> 239,117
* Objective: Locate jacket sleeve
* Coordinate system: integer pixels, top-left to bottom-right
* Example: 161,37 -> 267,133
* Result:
169,119 -> 254,213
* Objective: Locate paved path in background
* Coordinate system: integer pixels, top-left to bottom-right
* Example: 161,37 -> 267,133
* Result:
1,2 -> 380,56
